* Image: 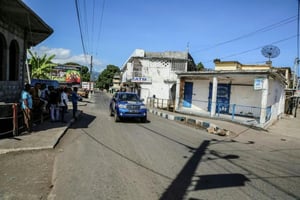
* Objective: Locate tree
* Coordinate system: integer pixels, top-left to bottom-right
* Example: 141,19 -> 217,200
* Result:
80,66 -> 90,82
197,62 -> 205,71
28,50 -> 56,79
97,65 -> 120,90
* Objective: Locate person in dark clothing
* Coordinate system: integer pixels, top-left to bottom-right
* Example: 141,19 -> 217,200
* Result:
48,86 -> 60,122
71,87 -> 79,119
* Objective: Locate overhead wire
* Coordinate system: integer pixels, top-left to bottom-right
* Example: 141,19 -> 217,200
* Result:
82,0 -> 90,55
192,15 -> 297,54
74,0 -> 106,66
95,0 -> 106,57
91,0 -> 96,55
202,35 -> 297,64
75,0 -> 87,59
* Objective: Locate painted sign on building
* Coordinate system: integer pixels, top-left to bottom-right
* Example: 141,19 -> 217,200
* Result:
131,77 -> 152,83
254,78 -> 264,90
51,65 -> 81,84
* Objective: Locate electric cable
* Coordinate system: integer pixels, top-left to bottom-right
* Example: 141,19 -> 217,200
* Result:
192,15 -> 297,53
202,35 -> 297,64
75,0 -> 89,64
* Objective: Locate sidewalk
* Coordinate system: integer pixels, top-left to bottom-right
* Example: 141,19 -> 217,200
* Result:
0,103 -> 83,155
148,107 -> 300,139
0,101 -> 299,155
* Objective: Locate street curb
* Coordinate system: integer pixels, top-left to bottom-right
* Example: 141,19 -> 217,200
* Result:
0,146 -> 54,155
52,110 -> 83,148
148,108 -> 232,136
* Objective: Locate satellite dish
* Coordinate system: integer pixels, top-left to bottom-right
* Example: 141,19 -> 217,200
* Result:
261,45 -> 280,61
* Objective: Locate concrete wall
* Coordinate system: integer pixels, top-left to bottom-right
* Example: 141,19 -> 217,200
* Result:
190,80 -> 210,111
267,79 -> 286,121
230,85 -> 262,117
0,22 -> 25,103
188,79 -> 262,117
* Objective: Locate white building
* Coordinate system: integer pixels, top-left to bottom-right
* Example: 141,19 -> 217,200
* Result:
121,49 -> 196,103
175,60 -> 287,128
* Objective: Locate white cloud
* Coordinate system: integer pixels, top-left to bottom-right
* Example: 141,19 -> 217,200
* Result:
30,46 -> 104,72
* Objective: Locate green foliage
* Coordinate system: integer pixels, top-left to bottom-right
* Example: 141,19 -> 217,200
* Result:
28,50 -> 56,79
97,65 -> 120,90
81,66 -> 90,82
197,62 -> 205,71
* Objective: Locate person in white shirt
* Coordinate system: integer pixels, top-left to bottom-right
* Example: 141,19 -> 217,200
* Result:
40,83 -> 49,112
59,87 -> 69,123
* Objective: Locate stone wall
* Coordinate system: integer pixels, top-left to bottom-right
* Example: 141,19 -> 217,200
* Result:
0,81 -> 22,103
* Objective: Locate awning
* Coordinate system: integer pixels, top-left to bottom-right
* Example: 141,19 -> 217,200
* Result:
0,0 -> 53,46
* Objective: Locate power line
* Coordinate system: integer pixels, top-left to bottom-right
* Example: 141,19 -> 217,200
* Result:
202,35 -> 297,64
95,0 -> 106,56
75,0 -> 87,57
91,0 -> 96,54
74,0 -> 106,67
192,15 -> 297,53
82,0 -> 90,55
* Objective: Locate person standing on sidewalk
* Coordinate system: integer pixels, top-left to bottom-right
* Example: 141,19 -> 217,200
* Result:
59,87 -> 68,123
71,87 -> 79,120
21,84 -> 33,132
48,86 -> 60,122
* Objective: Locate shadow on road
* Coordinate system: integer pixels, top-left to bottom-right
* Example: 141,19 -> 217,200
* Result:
70,112 -> 96,129
159,140 -> 210,200
159,140 -> 249,200
194,173 -> 249,190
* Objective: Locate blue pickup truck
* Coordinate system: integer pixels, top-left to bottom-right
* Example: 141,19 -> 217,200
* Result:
109,92 -> 147,123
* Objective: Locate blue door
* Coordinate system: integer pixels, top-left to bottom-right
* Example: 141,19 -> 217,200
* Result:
183,82 -> 193,108
208,83 -> 231,113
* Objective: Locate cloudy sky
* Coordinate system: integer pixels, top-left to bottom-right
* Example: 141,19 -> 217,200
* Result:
24,0 -> 299,75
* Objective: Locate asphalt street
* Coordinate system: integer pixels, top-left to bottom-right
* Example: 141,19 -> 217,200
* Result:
0,91 -> 299,200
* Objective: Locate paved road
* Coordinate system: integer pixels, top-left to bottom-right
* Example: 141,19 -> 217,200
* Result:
48,92 -> 300,200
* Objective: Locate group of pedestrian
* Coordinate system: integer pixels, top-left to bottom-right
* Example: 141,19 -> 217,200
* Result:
47,86 -> 69,123
20,83 -> 80,133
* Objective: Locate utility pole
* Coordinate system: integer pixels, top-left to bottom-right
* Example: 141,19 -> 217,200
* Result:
293,0 -> 300,118
294,0 -> 300,90
89,55 -> 93,98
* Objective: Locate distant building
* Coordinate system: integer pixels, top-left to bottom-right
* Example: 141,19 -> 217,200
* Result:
121,49 -> 196,102
109,74 -> 121,93
213,59 -> 272,71
175,59 -> 287,128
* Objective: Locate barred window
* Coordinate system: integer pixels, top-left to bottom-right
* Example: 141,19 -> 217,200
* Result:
171,60 -> 185,71
132,58 -> 142,77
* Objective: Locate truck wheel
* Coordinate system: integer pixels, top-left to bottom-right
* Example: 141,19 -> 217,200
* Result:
141,116 -> 147,123
109,108 -> 113,116
114,113 -> 120,122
